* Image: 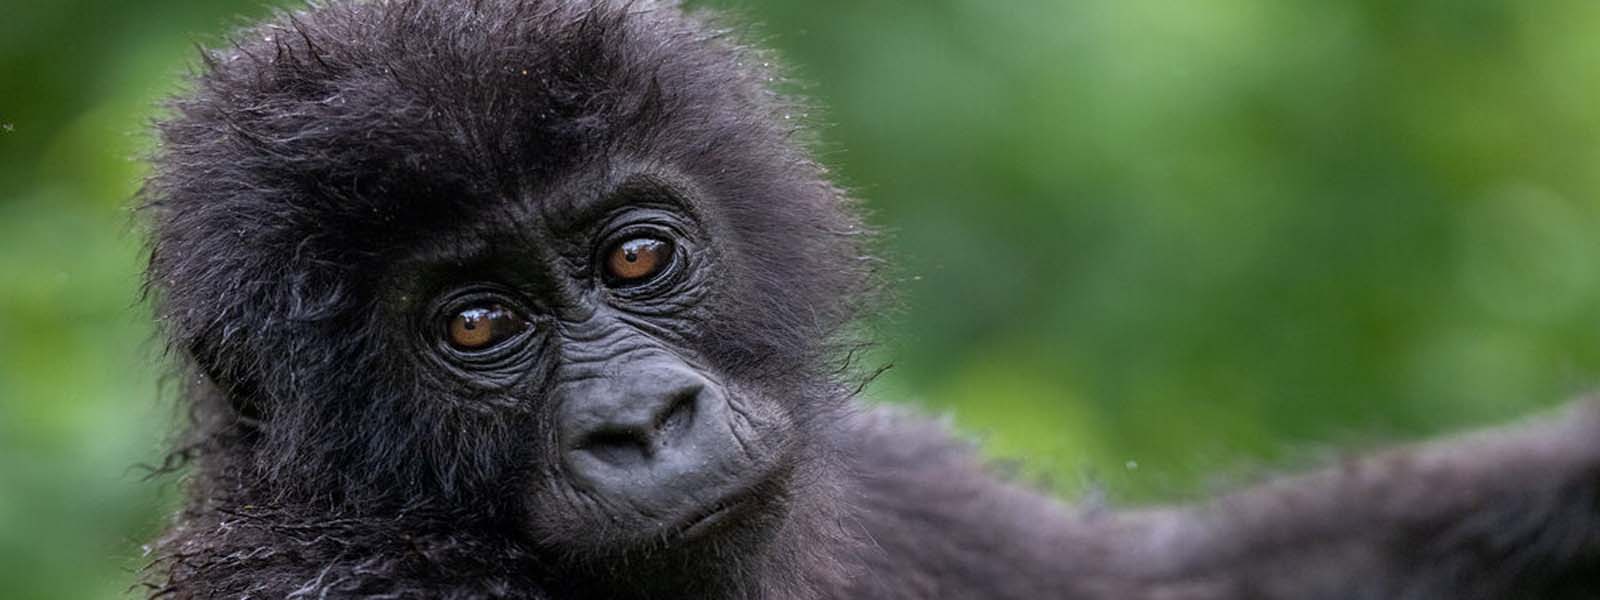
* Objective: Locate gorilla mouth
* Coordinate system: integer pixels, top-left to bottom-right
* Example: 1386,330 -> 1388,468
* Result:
675,488 -> 760,541
666,460 -> 792,544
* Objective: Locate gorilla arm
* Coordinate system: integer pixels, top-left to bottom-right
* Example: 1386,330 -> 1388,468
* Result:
845,399 -> 1600,599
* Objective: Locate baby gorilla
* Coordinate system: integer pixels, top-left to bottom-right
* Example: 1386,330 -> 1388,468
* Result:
141,0 -> 1600,598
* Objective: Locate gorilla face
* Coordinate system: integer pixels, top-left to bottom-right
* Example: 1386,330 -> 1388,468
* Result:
391,171 -> 796,557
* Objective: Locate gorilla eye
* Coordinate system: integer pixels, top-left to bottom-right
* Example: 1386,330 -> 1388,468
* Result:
604,237 -> 674,285
446,305 -> 529,352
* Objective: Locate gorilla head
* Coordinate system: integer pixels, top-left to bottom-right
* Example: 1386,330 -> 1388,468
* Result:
144,0 -> 870,596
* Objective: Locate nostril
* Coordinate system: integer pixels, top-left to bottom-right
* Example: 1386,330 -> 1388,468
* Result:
654,388 -> 699,441
576,428 -> 652,467
566,384 -> 706,471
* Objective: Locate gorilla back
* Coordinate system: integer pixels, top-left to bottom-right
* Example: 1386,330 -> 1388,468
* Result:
141,1 -> 1600,599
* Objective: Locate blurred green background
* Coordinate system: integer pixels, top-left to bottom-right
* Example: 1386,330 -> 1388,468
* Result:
3,0 -> 1599,597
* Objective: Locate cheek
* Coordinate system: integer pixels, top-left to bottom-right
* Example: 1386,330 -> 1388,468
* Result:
727,378 -> 822,455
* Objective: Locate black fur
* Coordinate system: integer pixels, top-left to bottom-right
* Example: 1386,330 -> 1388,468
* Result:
140,1 -> 1600,598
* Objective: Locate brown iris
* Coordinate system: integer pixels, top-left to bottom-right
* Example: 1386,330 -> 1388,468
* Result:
446,305 -> 528,351
605,237 -> 673,284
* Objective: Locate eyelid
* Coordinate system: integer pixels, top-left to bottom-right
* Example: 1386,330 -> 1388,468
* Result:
593,210 -> 691,245
593,219 -> 676,261
555,176 -> 694,239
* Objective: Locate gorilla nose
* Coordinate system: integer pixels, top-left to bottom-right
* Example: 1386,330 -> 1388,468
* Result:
558,365 -> 741,504
569,381 -> 700,468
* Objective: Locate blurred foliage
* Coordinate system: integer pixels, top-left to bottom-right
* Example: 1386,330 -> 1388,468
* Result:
2,0 -> 1599,598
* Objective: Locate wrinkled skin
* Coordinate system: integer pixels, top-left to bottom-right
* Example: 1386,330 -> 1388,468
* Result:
139,1 -> 1600,598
